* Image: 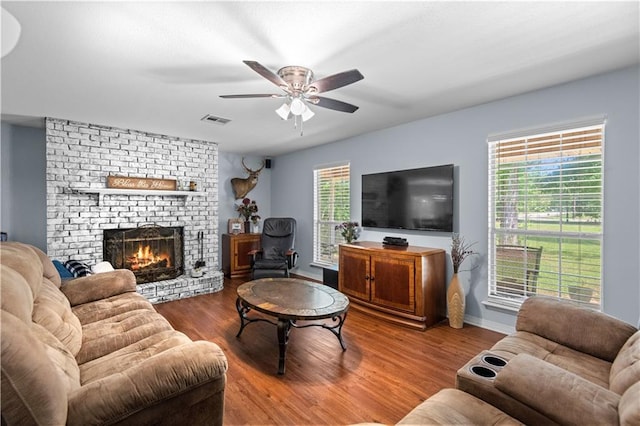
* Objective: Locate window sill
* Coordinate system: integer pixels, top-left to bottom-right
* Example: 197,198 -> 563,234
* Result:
482,297 -> 522,313
310,262 -> 336,269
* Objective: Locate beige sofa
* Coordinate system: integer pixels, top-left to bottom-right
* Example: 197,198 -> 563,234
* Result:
391,388 -> 522,425
1,242 -> 228,425
370,296 -> 639,425
457,296 -> 640,425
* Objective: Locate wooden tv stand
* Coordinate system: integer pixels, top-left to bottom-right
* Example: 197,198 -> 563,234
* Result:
338,241 -> 446,330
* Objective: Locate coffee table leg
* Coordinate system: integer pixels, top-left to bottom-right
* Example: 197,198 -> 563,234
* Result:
277,319 -> 292,375
325,311 -> 348,351
235,297 -> 250,338
336,312 -> 348,351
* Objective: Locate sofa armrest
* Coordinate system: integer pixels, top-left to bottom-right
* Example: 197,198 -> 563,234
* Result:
61,269 -> 137,306
516,296 -> 637,361
66,341 -> 228,425
494,353 -> 620,425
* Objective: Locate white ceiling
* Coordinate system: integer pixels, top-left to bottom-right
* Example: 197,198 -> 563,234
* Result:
1,1 -> 638,156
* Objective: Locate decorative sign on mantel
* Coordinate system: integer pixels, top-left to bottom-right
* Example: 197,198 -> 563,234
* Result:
107,175 -> 177,191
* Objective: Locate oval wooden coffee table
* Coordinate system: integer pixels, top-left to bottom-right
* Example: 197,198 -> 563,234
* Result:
236,278 -> 349,375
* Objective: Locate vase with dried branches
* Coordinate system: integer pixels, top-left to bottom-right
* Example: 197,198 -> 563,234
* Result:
448,233 -> 476,329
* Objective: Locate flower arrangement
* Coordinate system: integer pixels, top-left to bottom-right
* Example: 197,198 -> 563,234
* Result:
451,233 -> 476,273
251,214 -> 261,224
236,198 -> 258,222
335,221 -> 360,243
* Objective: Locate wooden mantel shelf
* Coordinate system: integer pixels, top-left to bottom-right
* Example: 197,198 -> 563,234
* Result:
72,188 -> 205,206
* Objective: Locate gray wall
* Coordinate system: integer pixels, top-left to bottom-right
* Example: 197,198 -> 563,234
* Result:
0,123 -> 47,251
271,66 -> 640,331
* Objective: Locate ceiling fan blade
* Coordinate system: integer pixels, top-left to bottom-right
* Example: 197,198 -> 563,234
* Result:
308,69 -> 364,94
243,60 -> 289,89
308,96 -> 359,113
220,94 -> 284,99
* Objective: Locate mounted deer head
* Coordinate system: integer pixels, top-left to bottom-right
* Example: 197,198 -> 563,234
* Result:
231,158 -> 265,199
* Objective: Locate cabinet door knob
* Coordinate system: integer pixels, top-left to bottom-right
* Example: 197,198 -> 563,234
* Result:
370,276 -> 375,282
365,275 -> 370,280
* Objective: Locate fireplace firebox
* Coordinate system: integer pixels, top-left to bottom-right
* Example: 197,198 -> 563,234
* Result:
103,225 -> 184,284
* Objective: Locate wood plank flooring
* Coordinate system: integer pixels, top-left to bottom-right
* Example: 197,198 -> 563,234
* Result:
154,276 -> 505,425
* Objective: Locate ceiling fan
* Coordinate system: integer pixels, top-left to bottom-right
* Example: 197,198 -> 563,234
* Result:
220,61 -> 364,134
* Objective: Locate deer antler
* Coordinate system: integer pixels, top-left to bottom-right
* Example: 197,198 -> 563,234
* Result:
242,157 -> 265,174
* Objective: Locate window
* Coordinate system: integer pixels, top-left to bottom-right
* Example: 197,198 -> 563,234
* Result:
488,118 -> 604,310
313,162 -> 350,266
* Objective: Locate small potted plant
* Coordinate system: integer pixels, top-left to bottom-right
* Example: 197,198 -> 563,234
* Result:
335,221 -> 360,244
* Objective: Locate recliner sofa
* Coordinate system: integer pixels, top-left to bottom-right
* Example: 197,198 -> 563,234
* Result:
1,242 -> 228,425
363,296 -> 639,425
457,296 -> 639,425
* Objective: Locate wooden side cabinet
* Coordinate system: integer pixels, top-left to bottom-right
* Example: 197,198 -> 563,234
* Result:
222,233 -> 261,278
339,241 -> 446,330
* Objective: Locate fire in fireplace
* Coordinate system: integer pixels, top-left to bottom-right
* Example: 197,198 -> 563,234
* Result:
103,225 -> 184,284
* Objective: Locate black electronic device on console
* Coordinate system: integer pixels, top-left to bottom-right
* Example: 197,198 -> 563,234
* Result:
382,236 -> 409,247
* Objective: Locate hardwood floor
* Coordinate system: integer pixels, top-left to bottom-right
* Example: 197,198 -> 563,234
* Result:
154,276 -> 505,425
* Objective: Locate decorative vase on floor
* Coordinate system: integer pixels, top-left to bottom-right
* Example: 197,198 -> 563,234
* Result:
447,273 -> 465,329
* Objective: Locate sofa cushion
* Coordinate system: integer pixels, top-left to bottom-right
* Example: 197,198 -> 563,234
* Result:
76,308 -> 174,365
30,244 -> 62,288
0,242 -> 43,299
61,269 -> 137,306
397,388 -> 522,425
619,381 -> 640,426
609,331 -> 640,395
79,330 -> 195,384
33,277 -> 83,356
491,331 -> 612,389
72,291 -> 155,325
0,311 -> 70,426
30,321 -> 82,393
516,296 -> 636,362
68,340 -> 227,426
0,264 -> 34,323
494,353 -> 620,426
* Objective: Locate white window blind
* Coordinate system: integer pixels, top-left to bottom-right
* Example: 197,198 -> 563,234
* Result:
313,163 -> 350,266
488,119 -> 604,310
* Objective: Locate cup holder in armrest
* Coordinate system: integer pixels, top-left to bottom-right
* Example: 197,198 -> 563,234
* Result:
481,354 -> 507,367
469,365 -> 497,379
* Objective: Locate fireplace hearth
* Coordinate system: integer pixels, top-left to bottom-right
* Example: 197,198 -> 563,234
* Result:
104,225 -> 184,284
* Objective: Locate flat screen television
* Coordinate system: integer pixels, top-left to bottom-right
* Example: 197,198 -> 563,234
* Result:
361,164 -> 454,232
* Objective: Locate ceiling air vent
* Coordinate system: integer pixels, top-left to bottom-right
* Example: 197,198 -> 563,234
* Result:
201,114 -> 231,125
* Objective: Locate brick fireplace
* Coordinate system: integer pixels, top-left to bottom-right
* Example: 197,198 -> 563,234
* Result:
45,118 -> 223,303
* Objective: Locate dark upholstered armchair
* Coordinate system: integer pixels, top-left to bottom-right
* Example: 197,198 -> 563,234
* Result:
250,217 -> 298,279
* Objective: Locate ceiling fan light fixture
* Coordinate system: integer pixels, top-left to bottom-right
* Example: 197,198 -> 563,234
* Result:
301,106 -> 315,122
275,102 -> 291,120
289,97 -> 305,115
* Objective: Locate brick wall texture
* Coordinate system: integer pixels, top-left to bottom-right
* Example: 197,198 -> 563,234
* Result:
45,117 -> 223,303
